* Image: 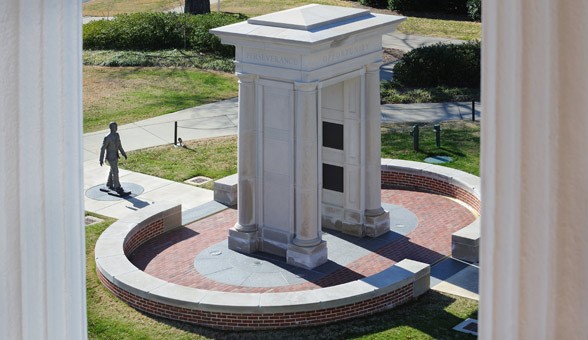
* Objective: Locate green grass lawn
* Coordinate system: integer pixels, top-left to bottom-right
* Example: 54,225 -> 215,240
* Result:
83,0 -> 178,16
382,121 -> 480,176
83,66 -> 237,132
120,135 -> 237,190
86,212 -> 477,339
399,17 -> 481,41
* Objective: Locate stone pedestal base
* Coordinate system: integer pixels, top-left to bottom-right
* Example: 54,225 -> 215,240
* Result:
228,227 -> 259,254
451,219 -> 480,263
364,209 -> 390,238
322,208 -> 367,237
213,174 -> 238,206
341,221 -> 365,237
286,241 -> 328,270
322,209 -> 390,238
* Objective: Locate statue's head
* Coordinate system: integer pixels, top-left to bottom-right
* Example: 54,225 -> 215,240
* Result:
109,122 -> 117,133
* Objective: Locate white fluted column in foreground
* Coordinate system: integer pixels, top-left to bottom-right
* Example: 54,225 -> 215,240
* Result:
363,62 -> 390,237
228,73 -> 260,253
481,1 -> 588,339
287,82 -> 327,269
0,0 -> 87,339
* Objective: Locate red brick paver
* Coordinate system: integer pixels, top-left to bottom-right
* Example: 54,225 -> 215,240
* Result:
129,189 -> 476,293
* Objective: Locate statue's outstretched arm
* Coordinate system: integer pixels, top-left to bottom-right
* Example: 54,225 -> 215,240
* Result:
118,143 -> 127,160
99,137 -> 108,166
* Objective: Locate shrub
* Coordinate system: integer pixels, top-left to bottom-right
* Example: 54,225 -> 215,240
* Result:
388,0 -> 468,15
83,49 -> 236,72
83,12 -> 246,57
83,19 -> 114,50
359,0 -> 389,9
184,13 -> 240,57
467,0 -> 481,21
392,41 -> 480,88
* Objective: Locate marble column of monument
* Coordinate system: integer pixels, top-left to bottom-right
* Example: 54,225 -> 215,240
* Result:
287,82 -> 328,269
363,62 -> 390,237
228,73 -> 259,253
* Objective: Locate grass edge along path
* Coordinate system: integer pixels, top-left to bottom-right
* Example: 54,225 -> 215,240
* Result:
86,212 -> 477,339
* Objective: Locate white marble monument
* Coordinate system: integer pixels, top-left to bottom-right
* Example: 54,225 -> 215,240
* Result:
212,4 -> 405,269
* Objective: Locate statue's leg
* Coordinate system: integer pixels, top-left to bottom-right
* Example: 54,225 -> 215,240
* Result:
106,161 -> 113,189
111,160 -> 121,189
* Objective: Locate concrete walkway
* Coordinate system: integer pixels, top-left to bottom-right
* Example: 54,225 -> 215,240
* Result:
383,31 -> 464,52
382,101 -> 481,122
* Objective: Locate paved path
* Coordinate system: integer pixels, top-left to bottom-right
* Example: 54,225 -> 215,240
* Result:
382,101 -> 481,122
383,31 -> 464,52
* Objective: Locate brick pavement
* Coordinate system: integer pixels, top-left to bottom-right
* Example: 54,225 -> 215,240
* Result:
129,189 -> 475,293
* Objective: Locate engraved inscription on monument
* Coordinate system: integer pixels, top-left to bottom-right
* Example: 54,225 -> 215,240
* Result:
243,49 -> 300,67
322,42 -> 371,64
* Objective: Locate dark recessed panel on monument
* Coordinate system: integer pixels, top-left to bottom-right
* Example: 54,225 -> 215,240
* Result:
323,122 -> 344,150
323,163 -> 344,193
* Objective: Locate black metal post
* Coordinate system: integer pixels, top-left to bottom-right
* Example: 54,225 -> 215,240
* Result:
411,125 -> 420,151
434,124 -> 441,148
174,121 -> 178,145
472,100 -> 476,121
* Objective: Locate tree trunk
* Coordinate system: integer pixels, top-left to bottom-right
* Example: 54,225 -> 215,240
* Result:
184,0 -> 210,14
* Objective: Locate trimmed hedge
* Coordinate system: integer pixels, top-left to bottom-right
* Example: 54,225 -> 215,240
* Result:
83,12 -> 246,57
388,0 -> 468,15
467,0 -> 481,21
359,0 -> 389,9
393,41 -> 480,88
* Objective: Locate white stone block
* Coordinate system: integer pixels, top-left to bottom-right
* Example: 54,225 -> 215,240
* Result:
213,174 -> 238,206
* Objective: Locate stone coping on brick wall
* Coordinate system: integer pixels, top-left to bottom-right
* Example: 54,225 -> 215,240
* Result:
381,159 -> 481,210
95,200 -> 430,328
380,159 -> 481,263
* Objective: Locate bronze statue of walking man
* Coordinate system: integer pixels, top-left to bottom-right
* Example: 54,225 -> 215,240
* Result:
99,122 -> 128,195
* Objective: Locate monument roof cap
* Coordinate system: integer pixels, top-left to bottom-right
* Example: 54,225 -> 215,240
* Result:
210,4 -> 405,47
247,4 -> 370,31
